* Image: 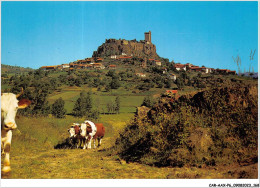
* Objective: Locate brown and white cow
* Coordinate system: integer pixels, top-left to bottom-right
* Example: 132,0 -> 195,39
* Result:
68,123 -> 85,148
80,120 -> 105,149
1,89 -> 31,173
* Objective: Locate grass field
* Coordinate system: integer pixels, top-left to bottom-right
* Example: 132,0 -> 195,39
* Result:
47,85 -> 163,114
1,74 -> 258,179
2,114 -> 257,179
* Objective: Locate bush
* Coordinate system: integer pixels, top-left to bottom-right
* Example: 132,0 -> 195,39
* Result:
113,84 -> 258,167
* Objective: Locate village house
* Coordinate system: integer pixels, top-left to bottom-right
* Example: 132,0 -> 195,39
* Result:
85,58 -> 93,63
57,65 -> 63,70
40,66 -> 57,71
227,70 -> 236,75
162,67 -> 167,74
110,55 -> 117,59
136,73 -> 146,78
216,69 -> 236,75
96,58 -> 103,62
69,63 -> 78,68
174,64 -> 187,71
108,64 -> 117,70
189,66 -> 202,72
165,90 -> 178,97
61,64 -> 70,69
202,67 -> 212,73
168,73 -> 177,81
85,64 -> 93,69
118,56 -> 132,60
185,63 -> 193,68
153,60 -> 162,66
93,63 -> 105,69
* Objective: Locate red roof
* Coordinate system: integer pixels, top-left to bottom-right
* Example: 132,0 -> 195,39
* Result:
190,67 -> 203,70
109,65 -> 116,67
118,56 -> 132,59
93,63 -> 102,66
175,64 -> 186,68
41,66 -> 56,69
166,90 -> 178,94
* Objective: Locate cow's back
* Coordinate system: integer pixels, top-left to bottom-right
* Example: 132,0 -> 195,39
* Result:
94,123 -> 105,138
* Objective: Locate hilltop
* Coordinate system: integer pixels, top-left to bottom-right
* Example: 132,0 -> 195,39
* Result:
92,38 -> 159,59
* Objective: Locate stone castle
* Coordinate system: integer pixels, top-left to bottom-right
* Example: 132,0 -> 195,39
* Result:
92,31 -> 159,59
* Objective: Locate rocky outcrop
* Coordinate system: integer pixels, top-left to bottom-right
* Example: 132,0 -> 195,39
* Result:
92,39 -> 159,59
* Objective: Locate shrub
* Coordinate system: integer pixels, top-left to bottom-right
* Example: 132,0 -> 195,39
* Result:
113,84 -> 258,167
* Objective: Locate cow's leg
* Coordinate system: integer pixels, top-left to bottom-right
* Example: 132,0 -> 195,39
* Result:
2,130 -> 12,173
87,137 -> 92,149
97,137 -> 102,147
77,138 -> 82,149
82,138 -> 87,149
93,138 -> 96,149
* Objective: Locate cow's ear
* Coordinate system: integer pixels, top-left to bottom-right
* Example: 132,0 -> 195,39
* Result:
18,99 -> 31,109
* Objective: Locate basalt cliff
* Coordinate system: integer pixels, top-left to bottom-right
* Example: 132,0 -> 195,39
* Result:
92,38 -> 160,59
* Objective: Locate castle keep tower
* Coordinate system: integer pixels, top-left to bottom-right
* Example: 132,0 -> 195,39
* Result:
144,31 -> 152,44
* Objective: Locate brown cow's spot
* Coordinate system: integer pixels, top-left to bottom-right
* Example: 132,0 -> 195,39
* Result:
87,126 -> 92,134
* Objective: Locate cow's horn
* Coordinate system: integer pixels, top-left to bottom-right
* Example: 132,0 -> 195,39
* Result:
16,88 -> 24,98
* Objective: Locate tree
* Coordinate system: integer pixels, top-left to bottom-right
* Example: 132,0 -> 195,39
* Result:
115,96 -> 120,114
165,79 -> 172,88
176,77 -> 184,90
73,91 -> 93,117
141,96 -> 153,108
84,92 -> 93,114
110,78 -> 121,89
73,97 -> 84,117
51,98 -> 66,118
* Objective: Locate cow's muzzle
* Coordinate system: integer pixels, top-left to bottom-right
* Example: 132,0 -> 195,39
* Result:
3,123 -> 17,130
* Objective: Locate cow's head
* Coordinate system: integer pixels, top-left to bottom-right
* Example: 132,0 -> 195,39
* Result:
1,89 -> 31,130
68,126 -> 76,138
68,123 -> 81,138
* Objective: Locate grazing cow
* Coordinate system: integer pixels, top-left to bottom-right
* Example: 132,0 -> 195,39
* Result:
68,123 -> 84,148
80,120 -> 97,149
80,120 -> 105,149
93,123 -> 105,148
1,89 -> 31,173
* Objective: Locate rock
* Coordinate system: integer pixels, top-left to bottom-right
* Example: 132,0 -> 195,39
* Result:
92,39 -> 159,59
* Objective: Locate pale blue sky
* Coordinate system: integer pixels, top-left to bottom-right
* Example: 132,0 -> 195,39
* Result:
1,1 -> 258,72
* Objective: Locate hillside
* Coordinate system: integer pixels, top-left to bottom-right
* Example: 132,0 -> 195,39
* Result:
1,64 -> 34,75
93,38 -> 159,59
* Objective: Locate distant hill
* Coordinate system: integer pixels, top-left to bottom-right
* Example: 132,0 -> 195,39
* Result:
240,72 -> 258,78
1,64 -> 34,75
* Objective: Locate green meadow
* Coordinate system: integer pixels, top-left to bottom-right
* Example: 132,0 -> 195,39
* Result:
47,85 -> 163,114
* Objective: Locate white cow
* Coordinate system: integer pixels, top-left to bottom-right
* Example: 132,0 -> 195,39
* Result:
1,89 -> 31,173
80,120 -> 97,149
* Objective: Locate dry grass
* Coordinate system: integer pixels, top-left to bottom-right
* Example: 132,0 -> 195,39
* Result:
1,93 -> 258,179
